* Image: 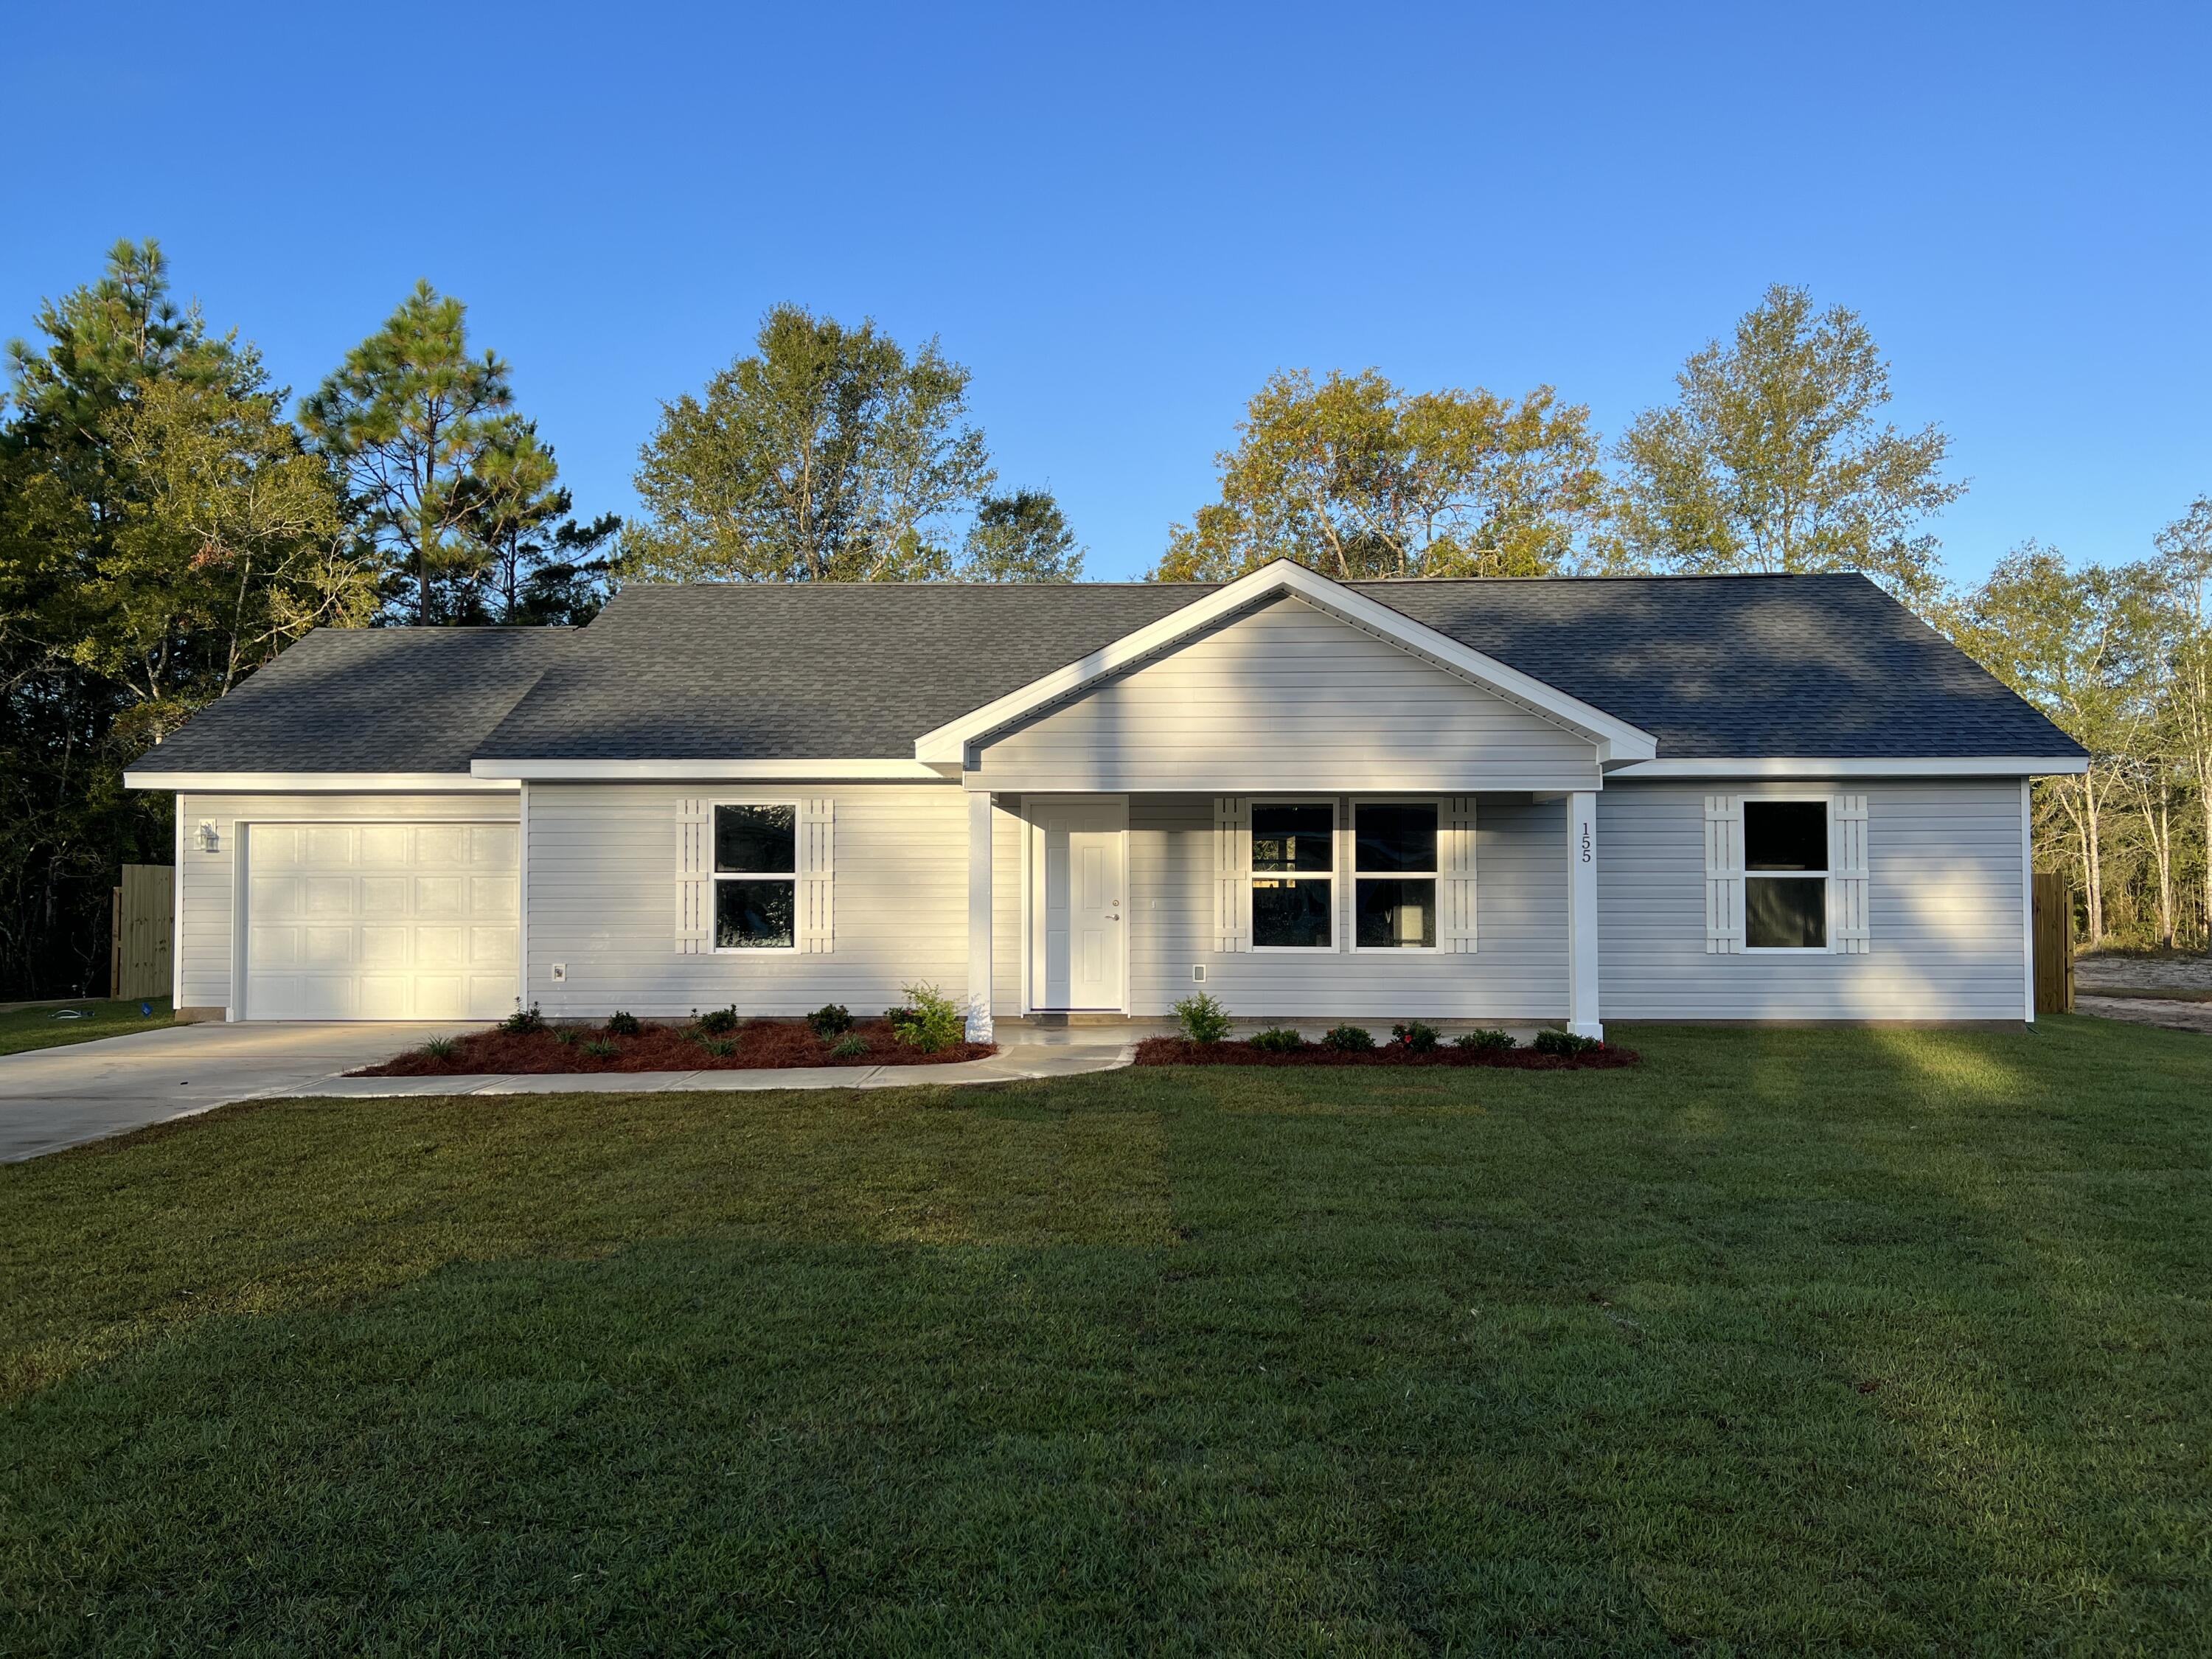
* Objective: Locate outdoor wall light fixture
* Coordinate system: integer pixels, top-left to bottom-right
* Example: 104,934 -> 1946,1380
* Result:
195,821 -> 219,852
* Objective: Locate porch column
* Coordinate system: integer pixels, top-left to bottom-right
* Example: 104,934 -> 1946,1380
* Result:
967,789 -> 994,1043
1567,790 -> 1601,1040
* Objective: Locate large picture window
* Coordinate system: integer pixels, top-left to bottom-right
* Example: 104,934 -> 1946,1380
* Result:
714,803 -> 797,950
1354,801 -> 1438,949
1744,799 -> 1828,950
1251,802 -> 1334,948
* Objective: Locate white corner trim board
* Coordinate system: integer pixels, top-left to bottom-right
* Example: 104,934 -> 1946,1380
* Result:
1609,756 -> 2089,779
911,559 -> 1660,768
124,770 -> 522,793
470,758 -> 947,782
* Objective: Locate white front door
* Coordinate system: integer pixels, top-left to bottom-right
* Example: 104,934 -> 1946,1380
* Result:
1038,799 -> 1126,1010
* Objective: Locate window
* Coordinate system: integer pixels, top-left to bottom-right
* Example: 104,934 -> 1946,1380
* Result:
1744,799 -> 1827,950
1354,801 -> 1437,949
714,803 -> 796,949
1251,802 -> 1333,947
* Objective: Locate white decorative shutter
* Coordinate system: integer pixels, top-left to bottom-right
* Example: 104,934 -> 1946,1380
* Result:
1705,795 -> 1744,953
1213,796 -> 1250,952
1832,793 -> 1870,953
675,798 -> 711,953
798,798 -> 835,953
1441,795 -> 1478,953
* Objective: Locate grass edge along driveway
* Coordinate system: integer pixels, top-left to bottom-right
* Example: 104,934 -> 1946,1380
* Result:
0,996 -> 174,1057
3,1017 -> 2208,1655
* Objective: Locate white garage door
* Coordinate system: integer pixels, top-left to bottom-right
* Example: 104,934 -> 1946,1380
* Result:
244,821 -> 519,1020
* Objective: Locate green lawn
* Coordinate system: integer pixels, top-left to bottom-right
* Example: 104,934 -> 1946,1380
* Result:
0,995 -> 173,1057
4,1019 -> 2208,1655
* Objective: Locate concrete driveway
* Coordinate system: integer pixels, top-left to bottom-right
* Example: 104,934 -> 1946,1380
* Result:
0,1021 -> 475,1163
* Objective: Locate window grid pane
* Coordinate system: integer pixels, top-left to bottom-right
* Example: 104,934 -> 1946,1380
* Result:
1356,877 -> 1436,948
715,877 -> 796,949
1354,803 -> 1438,874
715,804 -> 796,874
1252,877 -> 1332,948
1745,875 -> 1826,949
1745,801 -> 1827,872
1251,804 -> 1335,873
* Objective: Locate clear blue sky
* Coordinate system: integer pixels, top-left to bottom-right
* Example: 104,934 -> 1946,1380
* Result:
6,1 -> 2206,584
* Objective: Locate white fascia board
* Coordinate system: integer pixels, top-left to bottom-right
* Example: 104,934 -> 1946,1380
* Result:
124,770 -> 520,793
911,559 -> 1659,765
1606,756 -> 2090,779
468,757 -> 951,782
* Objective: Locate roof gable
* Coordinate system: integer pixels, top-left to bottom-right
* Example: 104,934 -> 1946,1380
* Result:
916,561 -> 1658,768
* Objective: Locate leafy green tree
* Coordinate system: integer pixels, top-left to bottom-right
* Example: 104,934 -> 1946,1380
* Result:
1153,369 -> 1607,582
1611,285 -> 1964,608
961,489 -> 1084,581
2152,496 -> 2212,941
301,281 -> 520,622
1958,543 -> 2159,942
0,240 -> 373,994
627,305 -> 994,582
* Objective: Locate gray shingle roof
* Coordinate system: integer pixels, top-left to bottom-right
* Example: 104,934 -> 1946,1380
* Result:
139,627 -> 571,773
139,571 -> 2083,773
473,573 -> 2080,762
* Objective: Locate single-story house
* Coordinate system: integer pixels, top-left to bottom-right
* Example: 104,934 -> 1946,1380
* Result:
124,560 -> 2087,1038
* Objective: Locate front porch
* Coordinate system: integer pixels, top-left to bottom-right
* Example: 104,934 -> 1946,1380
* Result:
964,790 -> 1603,1043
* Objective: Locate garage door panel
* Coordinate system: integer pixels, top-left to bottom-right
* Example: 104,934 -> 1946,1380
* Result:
302,926 -> 355,967
471,826 -> 517,866
471,875 -> 516,917
358,824 -> 408,863
243,820 -> 517,1020
470,925 -> 517,968
304,877 -> 355,917
414,876 -> 463,916
357,976 -> 414,1020
304,825 -> 353,865
361,876 -> 407,914
360,925 -> 408,967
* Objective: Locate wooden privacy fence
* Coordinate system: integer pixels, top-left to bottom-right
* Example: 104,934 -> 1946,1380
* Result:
2031,870 -> 2074,1015
110,863 -> 173,1001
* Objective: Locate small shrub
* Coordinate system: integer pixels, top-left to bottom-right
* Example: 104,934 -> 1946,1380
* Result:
1172,990 -> 1232,1044
828,1033 -> 869,1060
1391,1020 -> 1440,1053
807,1003 -> 854,1038
697,1037 -> 736,1057
551,1027 -> 580,1046
501,1004 -> 544,1035
581,1037 -> 620,1059
1534,1029 -> 1603,1057
605,1011 -> 641,1037
1322,1023 -> 1375,1053
1250,1027 -> 1305,1054
1455,1028 -> 1517,1052
890,982 -> 966,1054
421,1037 -> 457,1061
695,1005 -> 740,1036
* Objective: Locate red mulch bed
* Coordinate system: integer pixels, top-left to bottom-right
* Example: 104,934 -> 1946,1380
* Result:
1134,1037 -> 1639,1069
355,1019 -> 994,1076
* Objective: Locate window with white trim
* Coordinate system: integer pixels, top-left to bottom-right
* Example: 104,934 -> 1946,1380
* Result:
1354,801 -> 1437,949
714,803 -> 797,950
1250,802 -> 1333,948
1744,799 -> 1827,950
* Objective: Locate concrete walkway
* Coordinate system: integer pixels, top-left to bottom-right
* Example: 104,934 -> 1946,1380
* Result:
290,1036 -> 1138,1099
0,1020 -> 1138,1162
0,1020 -> 481,1162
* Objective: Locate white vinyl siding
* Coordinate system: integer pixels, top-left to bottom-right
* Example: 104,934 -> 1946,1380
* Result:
176,792 -> 520,1015
1601,779 -> 2028,1020
528,782 -> 973,1019
970,596 -> 1599,793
